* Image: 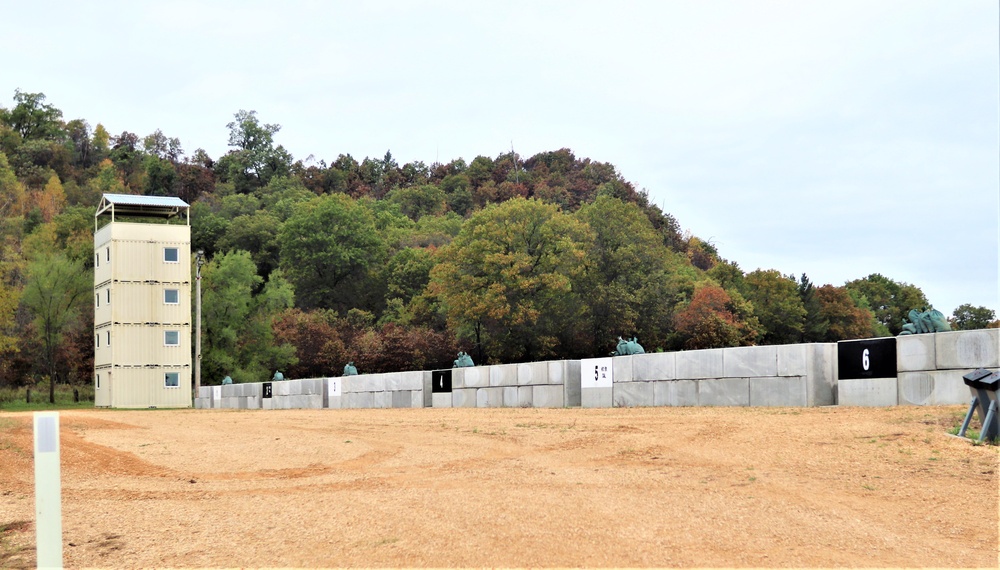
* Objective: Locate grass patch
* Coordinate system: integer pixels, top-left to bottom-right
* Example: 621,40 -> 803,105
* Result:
0,383 -> 94,411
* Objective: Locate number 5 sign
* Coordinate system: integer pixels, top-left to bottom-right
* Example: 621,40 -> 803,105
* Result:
581,357 -> 614,388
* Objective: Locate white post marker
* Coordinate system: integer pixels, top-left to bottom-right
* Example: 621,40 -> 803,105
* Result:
34,411 -> 63,569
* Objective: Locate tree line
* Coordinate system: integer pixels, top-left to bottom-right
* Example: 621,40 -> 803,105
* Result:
1,90 -> 996,388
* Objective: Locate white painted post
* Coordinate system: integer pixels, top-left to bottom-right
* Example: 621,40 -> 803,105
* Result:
34,411 -> 63,569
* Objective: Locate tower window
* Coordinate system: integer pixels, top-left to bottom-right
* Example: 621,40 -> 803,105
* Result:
164,330 -> 180,346
164,289 -> 179,304
164,247 -> 179,263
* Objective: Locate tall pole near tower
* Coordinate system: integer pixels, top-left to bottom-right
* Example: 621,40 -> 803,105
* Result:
194,250 -> 205,402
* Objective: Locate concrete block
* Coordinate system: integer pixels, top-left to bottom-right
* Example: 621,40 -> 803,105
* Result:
698,378 -> 750,406
422,371 -> 434,407
364,374 -> 386,393
582,386 -> 613,408
654,380 -> 698,407
340,375 -> 360,393
490,364 -> 518,387
286,379 -> 303,395
546,360 -> 565,385
632,352 -> 676,381
392,390 -> 412,408
247,396 -> 262,409
452,388 -> 478,408
374,391 -> 392,409
837,378 -> 897,407
326,395 -> 342,409
612,355 -> 633,383
563,360 -> 581,407
262,397 -> 274,410
384,373 -> 403,391
776,344 -> 809,376
461,367 -> 488,388
346,392 -> 374,409
898,370 -> 975,406
897,334 -> 936,372
270,396 -> 287,409
750,376 -> 807,407
613,382 -> 655,407
194,397 -> 209,409
411,390 -> 424,409
300,378 -> 323,395
399,371 -> 423,391
677,348 -> 724,379
807,343 -> 838,406
533,385 -> 564,408
198,386 -> 212,399
432,392 -> 453,408
291,394 -> 322,409
502,387 -> 519,407
273,380 -> 291,396
517,362 -> 548,386
517,386 -> 533,407
477,387 -> 504,407
935,329 -> 1000,369
723,346 -> 777,378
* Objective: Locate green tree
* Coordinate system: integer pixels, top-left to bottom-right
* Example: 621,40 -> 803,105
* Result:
200,251 -> 296,383
221,110 -> 292,191
797,274 -> 829,342
951,304 -> 996,330
216,210 -> 282,279
20,253 -> 91,402
743,269 -> 806,344
430,197 -> 589,362
845,274 -> 929,335
279,194 -> 386,311
0,90 -> 65,141
673,284 -> 761,349
387,184 -> 446,221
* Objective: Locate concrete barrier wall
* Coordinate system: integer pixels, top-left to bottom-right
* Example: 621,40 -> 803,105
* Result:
606,344 -> 837,408
838,329 -> 999,406
436,360 -> 579,409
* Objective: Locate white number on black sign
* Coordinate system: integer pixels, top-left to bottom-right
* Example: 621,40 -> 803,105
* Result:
862,348 -> 870,371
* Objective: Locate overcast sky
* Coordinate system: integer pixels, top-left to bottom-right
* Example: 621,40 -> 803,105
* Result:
3,0 -> 998,318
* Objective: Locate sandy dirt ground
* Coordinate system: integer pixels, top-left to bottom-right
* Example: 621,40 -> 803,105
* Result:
0,405 -> 997,568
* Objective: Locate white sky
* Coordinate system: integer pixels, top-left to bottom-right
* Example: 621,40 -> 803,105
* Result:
3,0 -> 998,317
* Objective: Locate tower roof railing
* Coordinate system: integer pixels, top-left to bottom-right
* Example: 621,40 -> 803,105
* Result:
96,194 -> 190,228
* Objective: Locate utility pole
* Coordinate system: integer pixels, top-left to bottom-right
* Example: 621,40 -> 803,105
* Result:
194,250 -> 205,402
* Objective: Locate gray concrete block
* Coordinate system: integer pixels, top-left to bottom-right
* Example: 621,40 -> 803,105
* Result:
399,371 -> 423,391
613,381 -> 655,407
490,364 -> 518,387
432,392 -> 453,408
677,348 -> 724,379
723,346 -> 777,378
698,378 -> 750,406
612,355 -> 633,383
632,352 -> 676,381
477,387 -> 504,407
262,397 -> 274,410
346,392 -> 374,409
837,378 -> 897,407
461,367 -> 488,388
546,360 -> 566,385
517,386 -> 533,407
411,390 -> 424,409
502,387 -> 519,407
935,329 -> 1000,369
533,385 -> 564,408
582,386 -> 613,408
340,375 -> 361,393
383,373 -> 403,391
563,360 -> 581,407
452,388 -> 477,408
198,386 -> 212,399
654,380 -> 698,407
807,344 -> 838,407
374,391 -> 392,409
273,380 -> 291,396
897,334 -> 936,372
517,361 -> 548,386
326,395 -> 342,409
286,379 -> 303,395
898,370 -> 974,406
194,397 -> 209,409
300,378 -> 323,395
291,394 -> 322,409
392,390 -> 412,408
270,396 -> 287,409
422,371 -> 433,407
750,376 -> 806,407
776,344 -> 809,377
364,374 -> 387,393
